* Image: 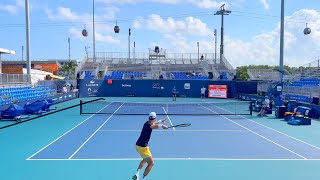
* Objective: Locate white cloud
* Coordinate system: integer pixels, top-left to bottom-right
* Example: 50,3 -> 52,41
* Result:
0,4 -> 17,14
46,7 -> 80,21
97,0 -> 226,9
140,9 -> 320,67
16,0 -> 24,8
133,14 -> 212,36
260,0 -> 270,10
224,9 -> 320,67
99,6 -> 120,20
190,0 -> 227,9
0,0 -> 25,14
46,6 -> 121,45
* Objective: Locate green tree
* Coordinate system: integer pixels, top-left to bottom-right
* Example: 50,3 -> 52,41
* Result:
59,61 -> 77,79
235,65 -> 299,81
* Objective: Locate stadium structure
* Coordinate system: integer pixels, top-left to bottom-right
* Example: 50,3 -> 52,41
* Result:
76,47 -> 235,81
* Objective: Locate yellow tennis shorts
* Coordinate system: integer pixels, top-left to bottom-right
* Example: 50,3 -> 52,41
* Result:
136,145 -> 152,159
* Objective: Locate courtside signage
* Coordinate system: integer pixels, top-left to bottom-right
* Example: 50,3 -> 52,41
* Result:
208,85 -> 228,98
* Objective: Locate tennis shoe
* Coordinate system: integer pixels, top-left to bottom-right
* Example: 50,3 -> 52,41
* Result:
132,174 -> 140,180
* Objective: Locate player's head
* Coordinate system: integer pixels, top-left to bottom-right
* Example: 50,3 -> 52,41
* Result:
149,112 -> 156,121
265,96 -> 268,99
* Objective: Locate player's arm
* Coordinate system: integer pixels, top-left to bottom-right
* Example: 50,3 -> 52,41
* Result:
154,118 -> 166,124
150,119 -> 167,129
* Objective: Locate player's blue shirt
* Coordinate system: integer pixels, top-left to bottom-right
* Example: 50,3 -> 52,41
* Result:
136,121 -> 153,147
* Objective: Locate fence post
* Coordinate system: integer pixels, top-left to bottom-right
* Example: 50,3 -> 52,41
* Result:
80,100 -> 83,115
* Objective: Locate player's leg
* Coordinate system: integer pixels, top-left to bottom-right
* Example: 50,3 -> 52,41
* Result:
132,159 -> 146,180
142,157 -> 154,179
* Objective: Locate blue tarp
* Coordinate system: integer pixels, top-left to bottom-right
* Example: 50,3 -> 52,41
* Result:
0,104 -> 25,119
23,99 -> 55,114
24,100 -> 46,114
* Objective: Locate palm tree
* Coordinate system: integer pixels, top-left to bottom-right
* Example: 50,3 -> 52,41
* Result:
59,61 -> 77,79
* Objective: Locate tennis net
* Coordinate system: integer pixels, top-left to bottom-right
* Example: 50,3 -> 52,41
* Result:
80,99 -> 253,116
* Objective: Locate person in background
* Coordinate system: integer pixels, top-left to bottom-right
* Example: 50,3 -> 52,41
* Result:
258,96 -> 270,117
172,86 -> 177,101
200,86 -> 207,100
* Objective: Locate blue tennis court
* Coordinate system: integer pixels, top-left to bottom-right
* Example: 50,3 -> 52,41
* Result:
2,97 -> 320,179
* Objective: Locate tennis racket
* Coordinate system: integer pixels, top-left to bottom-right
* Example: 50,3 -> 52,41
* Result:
167,123 -> 191,128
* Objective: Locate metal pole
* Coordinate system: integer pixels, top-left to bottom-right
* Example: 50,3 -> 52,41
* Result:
279,0 -> 284,82
197,42 -> 199,63
214,29 -> 217,64
68,38 -> 71,61
22,46 -> 24,61
214,4 -> 231,63
128,28 -> 131,61
92,0 -> 96,62
220,8 -> 224,62
133,41 -> 136,60
25,0 -> 31,83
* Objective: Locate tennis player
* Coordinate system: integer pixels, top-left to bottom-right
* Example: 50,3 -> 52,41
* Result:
200,86 -> 207,100
132,112 -> 168,180
172,86 -> 177,101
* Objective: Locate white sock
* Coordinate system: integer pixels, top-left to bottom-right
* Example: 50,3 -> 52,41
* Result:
136,169 -> 141,175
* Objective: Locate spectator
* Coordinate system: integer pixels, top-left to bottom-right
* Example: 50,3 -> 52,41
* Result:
200,55 -> 204,61
258,96 -> 270,117
170,73 -> 175,80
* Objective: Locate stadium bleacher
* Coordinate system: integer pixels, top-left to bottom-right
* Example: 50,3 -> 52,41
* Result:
290,78 -> 320,86
0,85 -> 56,106
170,72 -> 209,80
104,71 -> 145,80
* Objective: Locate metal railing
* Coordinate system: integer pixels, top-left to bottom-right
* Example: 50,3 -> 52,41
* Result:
87,52 -> 222,64
0,74 -> 30,85
283,86 -> 320,98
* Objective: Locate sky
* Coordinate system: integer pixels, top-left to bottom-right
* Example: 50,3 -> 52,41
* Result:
0,0 -> 320,68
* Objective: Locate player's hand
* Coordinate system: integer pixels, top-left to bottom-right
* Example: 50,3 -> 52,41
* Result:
162,125 -> 168,129
161,118 -> 166,123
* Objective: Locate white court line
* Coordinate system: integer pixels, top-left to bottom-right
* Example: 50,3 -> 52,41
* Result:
68,103 -> 125,159
98,129 -> 249,132
26,102 -> 113,160
27,158 -> 320,161
200,104 -> 307,160
163,107 -> 175,131
213,104 -> 320,151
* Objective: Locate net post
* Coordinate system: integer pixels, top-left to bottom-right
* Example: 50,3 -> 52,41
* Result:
80,100 -> 83,115
249,101 -> 253,116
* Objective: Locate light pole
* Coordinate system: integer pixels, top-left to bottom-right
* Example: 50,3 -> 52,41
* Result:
92,0 -> 96,62
279,0 -> 284,82
68,37 -> 71,61
214,4 -> 231,62
214,29 -> 217,64
85,46 -> 90,60
22,46 -> 24,61
133,41 -> 136,60
25,0 -> 31,83
197,42 -> 199,63
128,28 -> 131,62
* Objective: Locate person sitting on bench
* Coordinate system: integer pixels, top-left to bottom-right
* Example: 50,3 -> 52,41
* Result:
258,96 -> 270,117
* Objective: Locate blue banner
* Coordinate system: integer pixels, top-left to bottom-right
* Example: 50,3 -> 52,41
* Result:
79,79 -> 258,98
